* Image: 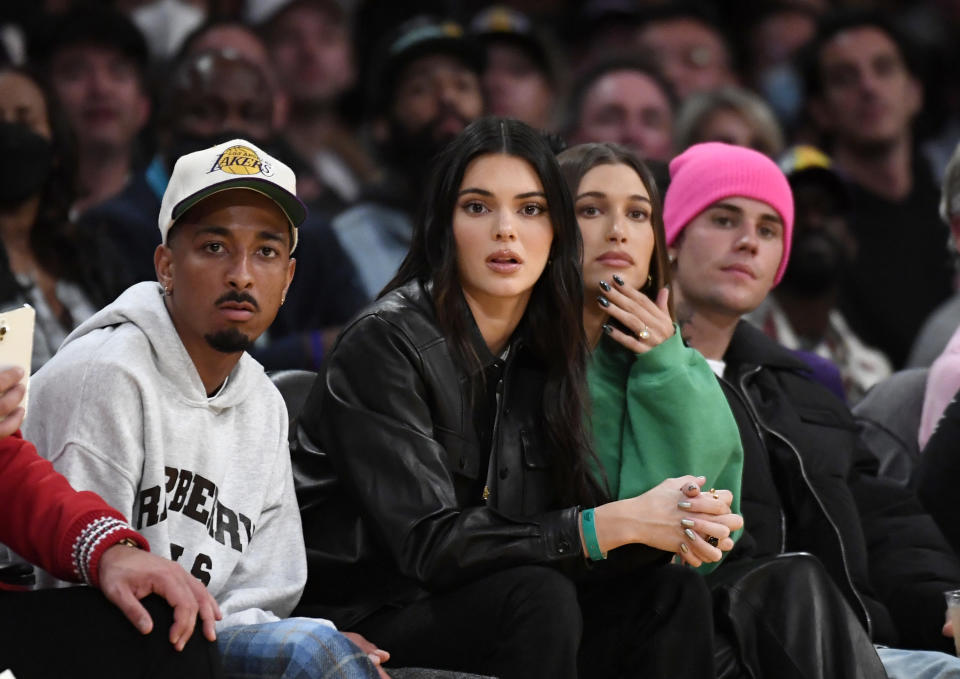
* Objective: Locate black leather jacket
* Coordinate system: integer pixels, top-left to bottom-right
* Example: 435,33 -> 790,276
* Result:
291,281 -> 661,628
721,321 -> 960,652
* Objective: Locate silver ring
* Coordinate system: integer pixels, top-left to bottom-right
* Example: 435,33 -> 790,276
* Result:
638,325 -> 651,340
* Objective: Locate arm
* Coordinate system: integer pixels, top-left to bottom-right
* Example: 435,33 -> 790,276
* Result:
0,430 -> 145,583
302,314 -> 585,591
853,429 -> 960,653
589,297 -> 744,571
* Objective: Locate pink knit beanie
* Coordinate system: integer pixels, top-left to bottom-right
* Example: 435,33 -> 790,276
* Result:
664,142 -> 794,285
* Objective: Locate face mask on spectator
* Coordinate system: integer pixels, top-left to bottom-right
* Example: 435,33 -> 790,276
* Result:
0,122 -> 53,207
757,63 -> 802,127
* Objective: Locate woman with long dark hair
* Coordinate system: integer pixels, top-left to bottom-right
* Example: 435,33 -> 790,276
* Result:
293,118 -> 738,678
559,142 -> 744,572
0,67 -> 130,370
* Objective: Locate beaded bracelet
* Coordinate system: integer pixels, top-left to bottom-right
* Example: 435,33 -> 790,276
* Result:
581,508 -> 607,561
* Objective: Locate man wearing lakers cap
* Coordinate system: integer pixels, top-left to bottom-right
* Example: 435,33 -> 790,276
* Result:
23,139 -> 389,678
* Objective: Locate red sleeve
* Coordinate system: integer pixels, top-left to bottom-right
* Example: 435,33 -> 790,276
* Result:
0,431 -> 148,584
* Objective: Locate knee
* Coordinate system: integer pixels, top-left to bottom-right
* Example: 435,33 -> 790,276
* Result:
649,563 -> 713,613
220,620 -> 373,677
770,552 -> 831,589
500,566 -> 581,640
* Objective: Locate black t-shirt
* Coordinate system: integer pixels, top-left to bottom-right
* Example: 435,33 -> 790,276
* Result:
839,160 -> 953,368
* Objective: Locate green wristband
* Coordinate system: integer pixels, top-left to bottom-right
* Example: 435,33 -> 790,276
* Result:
581,508 -> 607,561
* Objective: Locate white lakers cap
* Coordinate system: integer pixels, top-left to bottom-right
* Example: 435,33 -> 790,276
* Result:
158,138 -> 306,252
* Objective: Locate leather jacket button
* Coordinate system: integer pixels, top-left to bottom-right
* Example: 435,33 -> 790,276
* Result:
499,467 -> 509,479
558,539 -> 570,553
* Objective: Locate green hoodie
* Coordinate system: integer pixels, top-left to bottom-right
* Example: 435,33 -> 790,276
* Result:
588,327 -> 743,573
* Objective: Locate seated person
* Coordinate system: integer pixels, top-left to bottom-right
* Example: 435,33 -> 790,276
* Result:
0,366 -> 220,678
293,118 -> 742,679
665,141 -> 960,675
0,67 -> 133,371
23,139 -> 388,679
558,142 -> 745,572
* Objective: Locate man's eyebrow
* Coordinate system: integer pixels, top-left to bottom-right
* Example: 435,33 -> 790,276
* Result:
759,213 -> 784,225
257,229 -> 287,243
191,224 -> 232,237
711,202 -> 783,225
710,202 -> 744,214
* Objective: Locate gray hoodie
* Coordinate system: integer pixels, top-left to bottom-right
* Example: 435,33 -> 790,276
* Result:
23,281 -> 311,630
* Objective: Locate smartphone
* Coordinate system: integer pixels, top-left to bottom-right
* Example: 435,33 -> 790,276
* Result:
0,304 -> 35,418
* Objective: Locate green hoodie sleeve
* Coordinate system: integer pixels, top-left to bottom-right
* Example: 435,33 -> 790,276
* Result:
588,328 -> 744,573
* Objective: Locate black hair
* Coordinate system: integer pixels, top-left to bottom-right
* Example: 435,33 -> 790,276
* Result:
557,142 -> 673,318
801,8 -> 919,101
29,2 -> 148,79
386,116 -> 604,507
563,54 -> 677,138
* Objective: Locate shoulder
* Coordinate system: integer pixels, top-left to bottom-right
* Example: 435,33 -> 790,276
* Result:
338,282 -> 444,352
34,323 -> 148,389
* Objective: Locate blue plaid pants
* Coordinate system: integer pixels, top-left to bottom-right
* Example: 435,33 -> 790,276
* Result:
217,618 -> 381,679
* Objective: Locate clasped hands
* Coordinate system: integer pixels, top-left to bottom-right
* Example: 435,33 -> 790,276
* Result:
592,475 -> 743,568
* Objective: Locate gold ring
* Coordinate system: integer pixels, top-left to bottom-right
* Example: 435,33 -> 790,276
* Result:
710,488 -> 720,500
638,325 -> 651,340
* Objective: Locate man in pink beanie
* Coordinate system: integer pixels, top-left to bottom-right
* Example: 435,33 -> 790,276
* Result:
667,142 -> 960,676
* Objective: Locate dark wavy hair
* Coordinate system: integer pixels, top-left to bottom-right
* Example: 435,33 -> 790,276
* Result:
557,142 -> 674,319
386,116 -> 604,507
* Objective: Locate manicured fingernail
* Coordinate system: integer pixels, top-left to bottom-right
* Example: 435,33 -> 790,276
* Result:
599,279 -> 611,292
679,543 -> 689,553
597,295 -> 609,308
686,483 -> 697,492
602,323 -> 613,335
138,617 -> 151,634
368,653 -> 381,665
684,528 -> 697,541
697,476 -> 706,481
681,519 -> 695,528
612,274 -> 624,286
678,501 -> 692,509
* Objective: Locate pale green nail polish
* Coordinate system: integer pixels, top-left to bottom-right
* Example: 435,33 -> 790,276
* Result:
678,501 -> 692,509
681,519 -> 695,528
684,528 -> 697,541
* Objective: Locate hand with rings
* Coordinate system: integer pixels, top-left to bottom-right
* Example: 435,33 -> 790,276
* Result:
589,475 -> 743,569
597,275 -> 673,354
674,476 -> 742,567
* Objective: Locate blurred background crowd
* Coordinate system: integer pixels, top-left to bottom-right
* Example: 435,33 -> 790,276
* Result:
1,0 -> 958,405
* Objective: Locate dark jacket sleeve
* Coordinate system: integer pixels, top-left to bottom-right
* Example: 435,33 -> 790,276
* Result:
0,431 -> 146,584
851,432 -> 960,653
299,314 -> 585,592
918,389 -> 960,552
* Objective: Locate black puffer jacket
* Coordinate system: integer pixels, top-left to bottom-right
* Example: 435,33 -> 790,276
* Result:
292,280 -> 660,628
721,321 -> 960,652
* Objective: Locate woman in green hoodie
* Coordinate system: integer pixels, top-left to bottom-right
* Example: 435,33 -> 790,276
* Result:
559,142 -> 744,571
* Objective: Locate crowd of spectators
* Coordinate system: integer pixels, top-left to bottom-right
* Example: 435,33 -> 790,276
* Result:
0,0 -> 958,391
7,0 -> 960,676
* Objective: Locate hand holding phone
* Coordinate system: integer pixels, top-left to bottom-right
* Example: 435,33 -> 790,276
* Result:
0,305 -> 35,420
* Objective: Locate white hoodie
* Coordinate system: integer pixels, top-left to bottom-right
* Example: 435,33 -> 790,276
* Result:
23,281 -> 310,630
